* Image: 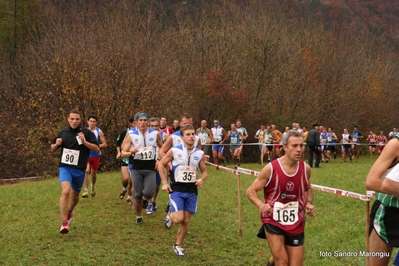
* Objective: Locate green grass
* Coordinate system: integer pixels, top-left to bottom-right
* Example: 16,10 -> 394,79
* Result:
0,156 -> 396,265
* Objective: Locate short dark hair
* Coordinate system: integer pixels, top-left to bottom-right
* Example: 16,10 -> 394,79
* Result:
87,115 -> 98,121
69,109 -> 81,116
180,113 -> 192,121
180,124 -> 195,135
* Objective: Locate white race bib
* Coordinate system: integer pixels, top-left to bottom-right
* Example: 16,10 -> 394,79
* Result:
200,136 -> 208,145
231,137 -> 238,144
273,201 -> 299,225
214,137 -> 221,142
353,137 -> 357,142
379,142 -> 385,146
135,147 -> 155,160
61,149 -> 80,166
175,166 -> 197,183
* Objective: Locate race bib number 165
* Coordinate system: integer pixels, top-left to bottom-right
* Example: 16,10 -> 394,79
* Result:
273,201 -> 299,225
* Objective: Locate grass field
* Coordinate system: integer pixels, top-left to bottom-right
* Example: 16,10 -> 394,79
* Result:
0,156 -> 396,265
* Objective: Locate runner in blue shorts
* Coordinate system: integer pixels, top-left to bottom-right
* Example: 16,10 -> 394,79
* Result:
51,109 -> 100,234
158,125 -> 208,256
211,120 -> 227,166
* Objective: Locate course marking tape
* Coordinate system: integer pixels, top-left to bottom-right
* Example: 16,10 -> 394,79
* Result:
366,190 -> 376,198
206,162 -> 239,175
210,164 -> 370,201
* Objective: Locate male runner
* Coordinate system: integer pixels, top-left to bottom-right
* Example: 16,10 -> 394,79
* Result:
116,116 -> 135,203
51,109 -> 100,233
236,119 -> 248,162
196,120 -> 214,157
226,123 -> 244,166
159,125 -> 208,256
211,120 -> 228,166
246,130 -> 315,265
366,134 -> 399,265
121,112 -> 163,225
82,115 -> 107,198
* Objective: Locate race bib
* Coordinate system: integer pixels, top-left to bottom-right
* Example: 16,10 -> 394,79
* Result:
61,149 -> 80,166
379,142 -> 385,146
175,166 -> 197,183
231,137 -> 238,144
353,137 -> 357,142
214,137 -> 221,142
135,147 -> 155,160
327,137 -> 332,142
200,136 -> 207,145
273,201 -> 299,225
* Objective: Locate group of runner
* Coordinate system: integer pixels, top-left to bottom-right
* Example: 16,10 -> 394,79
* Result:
51,111 -> 399,264
52,110 -> 209,256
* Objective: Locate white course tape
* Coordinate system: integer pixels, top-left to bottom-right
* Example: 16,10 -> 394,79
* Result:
211,164 -> 370,201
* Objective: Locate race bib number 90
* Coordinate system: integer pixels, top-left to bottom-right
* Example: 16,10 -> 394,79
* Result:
175,166 -> 197,183
135,147 -> 155,160
273,201 -> 299,225
61,149 -> 80,166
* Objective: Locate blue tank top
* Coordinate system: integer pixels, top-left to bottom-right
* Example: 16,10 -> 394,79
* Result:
89,127 -> 102,158
230,130 -> 240,145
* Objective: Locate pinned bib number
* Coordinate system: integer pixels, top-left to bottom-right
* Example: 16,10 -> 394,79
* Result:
135,147 -> 155,160
200,137 -> 207,145
61,149 -> 80,166
176,166 -> 197,183
273,201 -> 299,225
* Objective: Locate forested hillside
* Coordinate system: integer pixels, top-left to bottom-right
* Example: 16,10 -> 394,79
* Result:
1,0 -> 399,178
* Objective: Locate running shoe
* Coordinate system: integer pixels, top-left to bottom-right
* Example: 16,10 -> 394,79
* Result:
60,222 -> 69,234
81,191 -> 89,198
165,210 -> 173,229
173,244 -> 185,256
119,189 -> 127,199
67,211 -> 73,226
136,217 -> 143,225
152,201 -> 157,212
90,188 -> 96,197
146,203 -> 153,215
126,197 -> 132,204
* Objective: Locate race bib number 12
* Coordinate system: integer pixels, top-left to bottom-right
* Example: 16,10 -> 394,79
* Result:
273,201 -> 299,225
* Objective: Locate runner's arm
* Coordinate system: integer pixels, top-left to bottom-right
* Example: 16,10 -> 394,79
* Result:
366,138 -> 399,193
246,165 -> 272,215
99,130 -> 107,149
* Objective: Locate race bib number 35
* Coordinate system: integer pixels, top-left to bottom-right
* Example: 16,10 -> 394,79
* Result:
176,166 -> 197,183
273,201 -> 299,225
61,149 -> 80,166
